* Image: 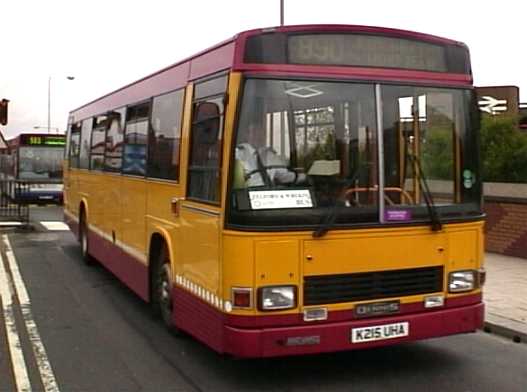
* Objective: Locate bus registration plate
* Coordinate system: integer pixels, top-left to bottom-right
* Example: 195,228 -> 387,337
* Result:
351,322 -> 409,343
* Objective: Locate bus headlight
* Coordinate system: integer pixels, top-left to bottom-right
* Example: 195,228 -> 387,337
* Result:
258,286 -> 296,310
448,270 -> 476,293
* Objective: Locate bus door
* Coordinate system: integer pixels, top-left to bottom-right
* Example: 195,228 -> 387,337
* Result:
177,95 -> 225,295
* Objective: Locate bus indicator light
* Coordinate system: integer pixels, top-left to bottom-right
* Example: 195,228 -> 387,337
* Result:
232,287 -> 252,308
478,268 -> 487,287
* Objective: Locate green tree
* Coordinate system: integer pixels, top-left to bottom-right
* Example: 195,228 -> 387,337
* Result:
480,115 -> 527,183
422,127 -> 453,180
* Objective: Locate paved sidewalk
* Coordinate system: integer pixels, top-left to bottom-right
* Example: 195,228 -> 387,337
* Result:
483,252 -> 527,343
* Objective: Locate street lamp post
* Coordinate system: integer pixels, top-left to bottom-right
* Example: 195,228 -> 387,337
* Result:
47,76 -> 75,134
47,76 -> 51,134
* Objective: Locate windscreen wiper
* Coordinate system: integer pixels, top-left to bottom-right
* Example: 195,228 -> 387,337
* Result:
408,153 -> 442,232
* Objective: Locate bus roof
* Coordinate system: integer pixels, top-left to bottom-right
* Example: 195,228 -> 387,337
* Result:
70,24 -> 470,122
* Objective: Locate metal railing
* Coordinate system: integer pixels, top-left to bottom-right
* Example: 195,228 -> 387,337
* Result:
0,180 -> 30,224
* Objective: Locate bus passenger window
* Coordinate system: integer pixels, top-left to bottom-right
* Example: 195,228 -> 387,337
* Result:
123,102 -> 150,176
187,99 -> 224,203
104,108 -> 125,172
148,89 -> 184,181
90,115 -> 107,171
69,121 -> 82,168
78,119 -> 92,169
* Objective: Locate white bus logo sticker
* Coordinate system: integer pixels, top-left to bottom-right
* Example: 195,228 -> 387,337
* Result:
249,189 -> 313,210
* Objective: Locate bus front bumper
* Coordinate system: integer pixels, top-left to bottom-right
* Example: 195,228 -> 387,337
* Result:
223,301 -> 484,358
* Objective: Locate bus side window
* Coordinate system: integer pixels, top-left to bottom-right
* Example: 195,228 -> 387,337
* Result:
79,118 -> 93,169
65,116 -> 73,160
147,89 -> 184,181
69,121 -> 82,168
104,108 -> 125,172
187,99 -> 224,203
122,101 -> 150,176
90,115 -> 107,171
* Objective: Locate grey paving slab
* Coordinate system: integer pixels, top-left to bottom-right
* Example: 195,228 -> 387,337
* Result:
484,252 -> 527,343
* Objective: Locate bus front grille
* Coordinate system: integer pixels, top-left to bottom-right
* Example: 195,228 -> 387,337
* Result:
303,266 -> 444,306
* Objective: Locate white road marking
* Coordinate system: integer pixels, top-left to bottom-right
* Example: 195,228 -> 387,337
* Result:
39,222 -> 69,231
3,235 -> 60,392
0,245 -> 32,392
0,221 -> 24,226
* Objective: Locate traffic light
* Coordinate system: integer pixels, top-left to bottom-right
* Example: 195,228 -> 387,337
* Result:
0,99 -> 8,126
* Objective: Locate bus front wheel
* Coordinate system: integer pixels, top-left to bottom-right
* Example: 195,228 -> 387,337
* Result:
79,210 -> 94,265
153,245 -> 181,335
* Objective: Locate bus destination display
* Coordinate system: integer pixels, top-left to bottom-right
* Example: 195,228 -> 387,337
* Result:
288,34 -> 448,72
21,135 -> 66,146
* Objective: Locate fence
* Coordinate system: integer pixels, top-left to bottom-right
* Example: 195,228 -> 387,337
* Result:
0,180 -> 30,224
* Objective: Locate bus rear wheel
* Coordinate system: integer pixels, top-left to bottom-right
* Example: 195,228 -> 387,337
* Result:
153,245 -> 181,335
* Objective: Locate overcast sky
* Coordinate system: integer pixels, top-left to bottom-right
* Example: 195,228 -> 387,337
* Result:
1,0 -> 524,138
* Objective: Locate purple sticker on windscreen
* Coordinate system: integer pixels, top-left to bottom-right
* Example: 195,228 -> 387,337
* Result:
385,210 -> 412,221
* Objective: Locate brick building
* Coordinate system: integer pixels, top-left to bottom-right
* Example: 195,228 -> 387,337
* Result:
475,86 -> 527,259
484,183 -> 527,259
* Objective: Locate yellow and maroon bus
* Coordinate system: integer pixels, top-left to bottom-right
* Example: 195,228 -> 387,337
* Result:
64,24 -> 485,357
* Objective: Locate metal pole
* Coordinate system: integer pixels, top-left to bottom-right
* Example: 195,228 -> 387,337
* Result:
47,76 -> 51,134
280,0 -> 284,26
375,84 -> 386,224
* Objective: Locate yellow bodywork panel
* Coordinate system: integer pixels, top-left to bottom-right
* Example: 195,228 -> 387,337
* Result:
302,229 -> 447,276
222,220 -> 484,316
255,240 -> 300,286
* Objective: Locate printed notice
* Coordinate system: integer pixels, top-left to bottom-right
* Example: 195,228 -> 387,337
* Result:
249,189 -> 313,210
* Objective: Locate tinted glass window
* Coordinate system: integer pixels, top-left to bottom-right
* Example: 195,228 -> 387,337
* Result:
229,78 -> 377,227
104,108 -> 125,172
228,79 -> 481,231
148,90 -> 184,180
79,119 -> 92,169
65,116 -> 73,159
194,74 -> 228,100
381,85 -> 480,214
19,147 -> 64,180
90,115 -> 107,171
187,96 -> 224,203
123,101 -> 150,176
69,121 -> 81,168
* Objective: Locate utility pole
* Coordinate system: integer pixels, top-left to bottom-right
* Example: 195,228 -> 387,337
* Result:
47,76 -> 75,134
47,76 -> 51,134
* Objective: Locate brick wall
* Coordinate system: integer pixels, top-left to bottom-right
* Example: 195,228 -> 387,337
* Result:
483,183 -> 527,259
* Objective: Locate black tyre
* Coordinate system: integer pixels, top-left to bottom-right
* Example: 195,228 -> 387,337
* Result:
79,210 -> 94,265
152,245 -> 181,334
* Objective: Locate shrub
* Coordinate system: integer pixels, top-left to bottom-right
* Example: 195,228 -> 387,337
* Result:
480,116 -> 527,183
